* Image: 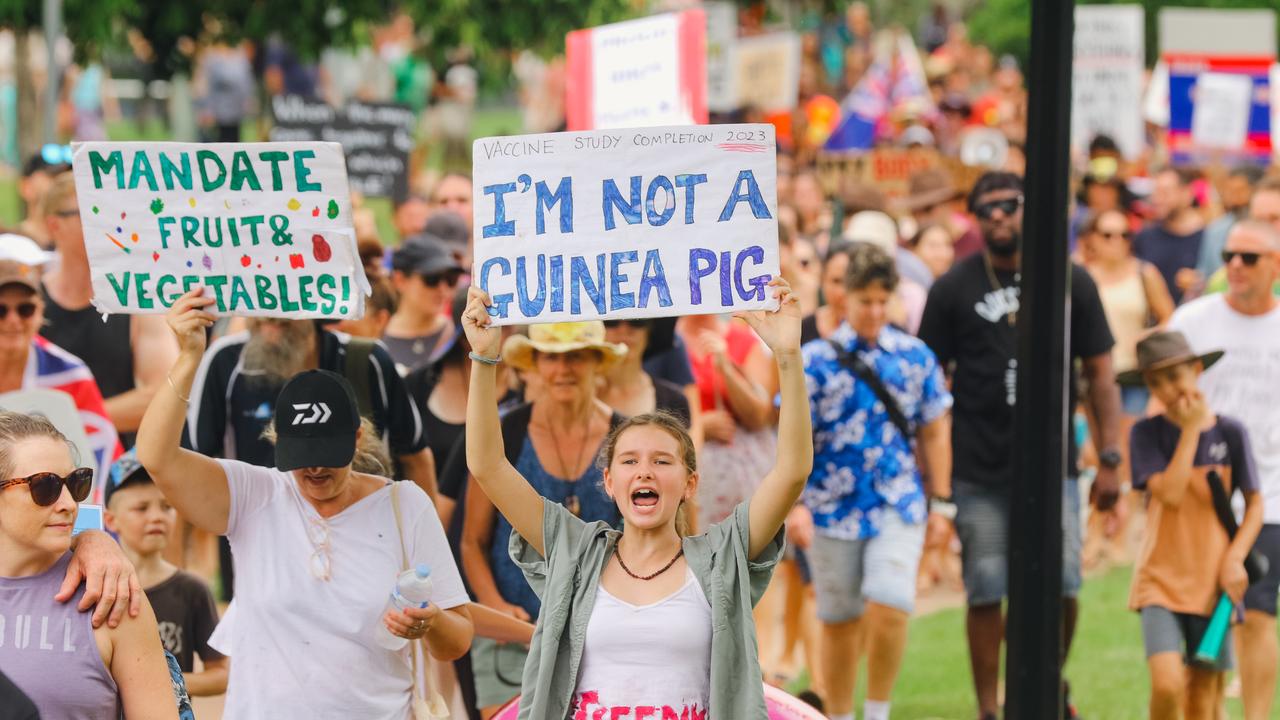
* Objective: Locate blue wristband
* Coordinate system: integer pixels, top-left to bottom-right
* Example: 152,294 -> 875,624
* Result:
469,351 -> 501,366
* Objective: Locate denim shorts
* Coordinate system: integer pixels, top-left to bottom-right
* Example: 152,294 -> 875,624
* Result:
809,511 -> 926,623
1140,605 -> 1234,671
953,477 -> 1083,606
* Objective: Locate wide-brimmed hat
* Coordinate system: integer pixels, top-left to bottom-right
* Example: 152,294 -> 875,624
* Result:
1116,330 -> 1224,386
843,211 -> 900,254
898,168 -> 961,212
503,321 -> 627,372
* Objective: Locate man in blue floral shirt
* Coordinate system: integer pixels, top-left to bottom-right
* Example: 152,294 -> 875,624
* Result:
800,243 -> 953,720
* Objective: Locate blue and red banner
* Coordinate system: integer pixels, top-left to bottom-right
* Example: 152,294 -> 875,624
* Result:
1166,53 -> 1273,165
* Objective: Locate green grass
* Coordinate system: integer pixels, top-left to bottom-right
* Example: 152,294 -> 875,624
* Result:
792,566 -> 1259,719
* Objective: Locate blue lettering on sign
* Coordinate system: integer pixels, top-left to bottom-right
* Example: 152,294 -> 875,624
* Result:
602,177 -> 643,231
674,174 -> 707,224
483,182 -> 517,238
535,177 -> 574,235
570,255 -> 607,314
645,176 -> 676,227
639,250 -> 673,309
609,251 -> 639,311
479,257 -> 513,317
734,245 -> 769,300
516,255 -> 547,315
688,249 -> 718,305
549,255 -> 565,312
687,247 -> 772,307
718,170 -> 773,222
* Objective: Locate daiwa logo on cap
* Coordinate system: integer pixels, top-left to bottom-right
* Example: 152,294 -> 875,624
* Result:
292,403 -> 333,425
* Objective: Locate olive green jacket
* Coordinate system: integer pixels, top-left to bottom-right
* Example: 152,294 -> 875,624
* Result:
509,500 -> 784,719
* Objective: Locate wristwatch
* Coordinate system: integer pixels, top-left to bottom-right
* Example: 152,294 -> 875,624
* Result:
1098,448 -> 1123,470
929,496 -> 958,520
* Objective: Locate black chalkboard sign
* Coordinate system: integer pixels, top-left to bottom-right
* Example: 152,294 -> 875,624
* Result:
269,95 -> 415,202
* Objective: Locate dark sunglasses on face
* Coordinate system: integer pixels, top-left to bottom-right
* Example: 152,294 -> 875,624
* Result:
1,468 -> 94,507
1222,250 -> 1262,266
1097,230 -> 1131,241
603,319 -> 653,330
421,270 -> 461,288
0,302 -> 38,320
975,197 -> 1024,220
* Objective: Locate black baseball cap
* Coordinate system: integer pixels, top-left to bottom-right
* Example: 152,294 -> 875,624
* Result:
273,370 -> 362,471
391,234 -> 464,278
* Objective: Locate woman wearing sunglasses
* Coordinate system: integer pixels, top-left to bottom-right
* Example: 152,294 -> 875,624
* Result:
0,411 -> 177,719
137,288 -> 475,719
0,260 -> 121,498
462,278 -> 812,719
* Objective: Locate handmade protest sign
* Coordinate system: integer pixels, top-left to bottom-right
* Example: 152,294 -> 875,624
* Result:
269,95 -> 416,202
1072,5 -> 1145,160
70,141 -> 369,320
472,124 -> 779,326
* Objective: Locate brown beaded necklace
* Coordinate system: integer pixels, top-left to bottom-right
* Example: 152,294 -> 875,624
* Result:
614,541 -> 685,581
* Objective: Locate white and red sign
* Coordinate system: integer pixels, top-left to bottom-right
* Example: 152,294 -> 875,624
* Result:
566,10 -> 707,131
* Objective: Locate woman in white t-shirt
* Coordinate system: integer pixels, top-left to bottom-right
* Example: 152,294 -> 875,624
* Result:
460,278 -> 813,718
136,288 -> 474,720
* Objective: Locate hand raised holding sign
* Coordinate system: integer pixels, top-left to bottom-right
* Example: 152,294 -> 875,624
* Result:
735,277 -> 801,356
165,288 -> 218,358
461,286 -> 503,361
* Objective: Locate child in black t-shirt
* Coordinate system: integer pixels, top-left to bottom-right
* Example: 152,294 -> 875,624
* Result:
105,452 -> 228,696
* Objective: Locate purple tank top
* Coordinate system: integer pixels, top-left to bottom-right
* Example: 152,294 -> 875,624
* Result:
0,553 -> 120,719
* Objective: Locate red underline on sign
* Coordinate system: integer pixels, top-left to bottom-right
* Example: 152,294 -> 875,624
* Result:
717,143 -> 770,153
105,233 -> 131,254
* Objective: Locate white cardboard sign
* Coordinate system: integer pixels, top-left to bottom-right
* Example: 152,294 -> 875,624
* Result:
70,141 -> 369,319
1073,5 -> 1146,159
471,124 -> 780,326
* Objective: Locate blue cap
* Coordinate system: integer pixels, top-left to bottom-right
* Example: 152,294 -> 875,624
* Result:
104,449 -> 151,506
414,564 -> 431,579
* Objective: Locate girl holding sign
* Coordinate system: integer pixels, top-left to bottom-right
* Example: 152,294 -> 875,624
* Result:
461,278 -> 811,719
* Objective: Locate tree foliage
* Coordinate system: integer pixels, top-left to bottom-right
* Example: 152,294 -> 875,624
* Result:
968,0 -> 1280,69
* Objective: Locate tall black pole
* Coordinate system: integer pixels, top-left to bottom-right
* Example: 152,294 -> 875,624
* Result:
1005,0 -> 1075,718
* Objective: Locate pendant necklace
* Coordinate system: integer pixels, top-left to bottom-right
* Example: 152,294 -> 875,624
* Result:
982,251 -> 1020,327
615,540 -> 685,581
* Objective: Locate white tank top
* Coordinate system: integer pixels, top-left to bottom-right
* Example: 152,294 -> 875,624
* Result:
572,568 -> 713,718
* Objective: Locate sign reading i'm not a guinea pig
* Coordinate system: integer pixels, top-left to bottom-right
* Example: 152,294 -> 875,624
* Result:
471,123 -> 780,326
70,141 -> 369,319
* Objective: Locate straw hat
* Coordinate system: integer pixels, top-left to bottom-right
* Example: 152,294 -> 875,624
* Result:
502,321 -> 628,372
1116,331 -> 1224,386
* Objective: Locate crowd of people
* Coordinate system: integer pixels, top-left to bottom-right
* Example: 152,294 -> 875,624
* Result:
5,4 -> 1280,720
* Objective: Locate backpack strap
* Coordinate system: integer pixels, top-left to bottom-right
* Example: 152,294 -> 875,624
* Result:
344,338 -> 377,420
826,339 -> 913,440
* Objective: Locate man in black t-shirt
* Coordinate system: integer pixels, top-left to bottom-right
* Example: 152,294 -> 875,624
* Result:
918,172 -> 1123,720
184,319 -> 434,598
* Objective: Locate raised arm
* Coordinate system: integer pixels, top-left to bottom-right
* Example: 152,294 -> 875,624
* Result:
461,287 -> 547,555
104,315 -> 180,434
135,288 -> 232,535
742,279 -> 812,559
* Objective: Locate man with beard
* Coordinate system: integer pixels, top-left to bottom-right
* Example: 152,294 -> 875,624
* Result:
184,317 -> 433,598
917,172 -> 1122,720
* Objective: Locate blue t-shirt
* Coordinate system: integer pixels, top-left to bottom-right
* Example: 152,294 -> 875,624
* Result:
801,323 -> 952,539
1133,223 -> 1204,305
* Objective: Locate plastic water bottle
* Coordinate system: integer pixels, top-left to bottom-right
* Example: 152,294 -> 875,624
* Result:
375,564 -> 434,650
